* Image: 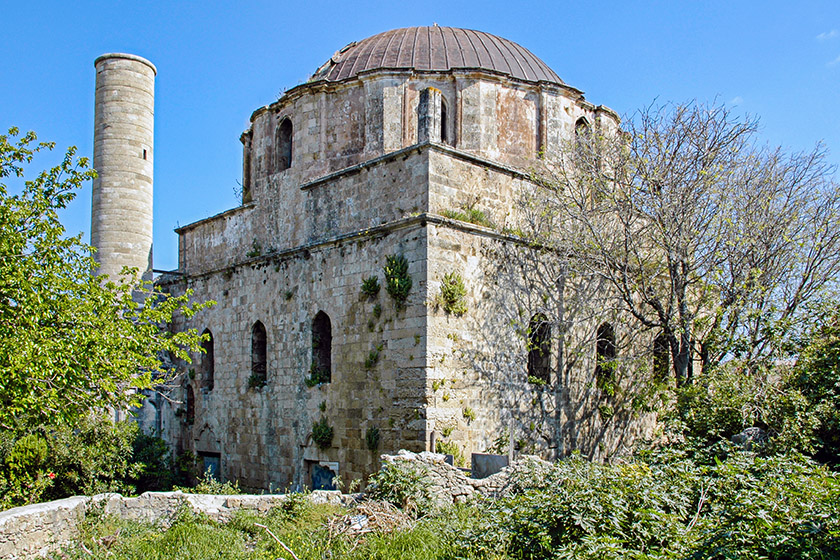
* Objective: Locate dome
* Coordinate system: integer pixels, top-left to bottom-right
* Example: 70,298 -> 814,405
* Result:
310,26 -> 563,85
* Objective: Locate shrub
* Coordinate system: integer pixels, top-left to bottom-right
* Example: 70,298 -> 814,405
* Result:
384,254 -> 412,309
438,271 -> 468,315
361,275 -> 381,298
0,415 -> 173,510
366,460 -> 432,514
312,418 -> 333,450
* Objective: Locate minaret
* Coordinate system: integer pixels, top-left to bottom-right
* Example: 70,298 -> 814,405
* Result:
91,53 -> 156,283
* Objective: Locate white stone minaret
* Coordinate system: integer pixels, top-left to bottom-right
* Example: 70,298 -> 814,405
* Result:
91,53 -> 156,282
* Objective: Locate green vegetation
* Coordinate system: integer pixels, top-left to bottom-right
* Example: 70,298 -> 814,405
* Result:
437,271 -> 468,315
311,418 -> 333,450
0,415 -> 172,510
0,128 -> 210,432
365,426 -> 380,451
383,254 -> 412,309
305,365 -> 330,387
365,344 -> 383,370
441,207 -> 495,229
435,440 -> 467,467
51,450 -> 840,559
360,275 -> 380,298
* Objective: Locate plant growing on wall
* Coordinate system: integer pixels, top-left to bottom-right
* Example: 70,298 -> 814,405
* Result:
361,275 -> 380,298
305,365 -> 330,387
365,426 -> 380,451
440,206 -> 495,229
383,254 -> 412,309
312,417 -> 333,450
438,271 -> 468,315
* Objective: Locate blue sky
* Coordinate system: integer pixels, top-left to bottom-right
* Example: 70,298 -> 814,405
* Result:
2,0 -> 839,271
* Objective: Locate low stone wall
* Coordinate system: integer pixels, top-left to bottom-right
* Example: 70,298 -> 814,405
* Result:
0,490 -> 349,559
379,449 -> 551,506
0,450 -> 547,558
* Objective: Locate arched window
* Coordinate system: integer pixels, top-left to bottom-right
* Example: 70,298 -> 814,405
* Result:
311,311 -> 332,384
575,117 -> 591,139
527,313 -> 551,383
185,385 -> 195,425
653,332 -> 670,382
251,321 -> 267,388
201,329 -> 214,391
595,323 -> 616,389
276,118 -> 293,172
440,98 -> 449,145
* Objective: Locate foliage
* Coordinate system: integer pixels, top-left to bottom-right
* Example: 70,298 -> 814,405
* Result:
437,271 -> 468,315
247,372 -> 266,389
783,306 -> 840,465
462,407 -> 476,422
0,128 -> 211,432
366,460 -> 433,514
447,451 -> 840,559
361,275 -> 381,298
435,440 -> 466,467
0,416 -> 172,510
441,207 -> 496,229
383,254 -> 412,309
178,468 -> 241,495
365,426 -> 380,451
529,102 -> 840,386
365,344 -> 383,370
305,365 -> 330,387
311,417 -> 333,450
49,451 -> 840,559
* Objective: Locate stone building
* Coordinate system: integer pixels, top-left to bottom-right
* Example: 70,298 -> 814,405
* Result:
95,26 -> 655,491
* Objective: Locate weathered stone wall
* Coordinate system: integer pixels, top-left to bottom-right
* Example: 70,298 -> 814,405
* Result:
161,221 -> 430,491
0,490 -> 347,559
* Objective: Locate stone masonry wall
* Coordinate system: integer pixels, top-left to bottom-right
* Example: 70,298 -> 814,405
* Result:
161,222 -> 430,491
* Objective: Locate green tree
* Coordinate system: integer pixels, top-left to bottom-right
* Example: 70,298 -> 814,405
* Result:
0,127 -> 210,432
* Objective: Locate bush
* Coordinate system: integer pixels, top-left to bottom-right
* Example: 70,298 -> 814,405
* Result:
311,417 -> 333,450
366,460 -> 432,515
361,275 -> 381,298
438,271 -> 468,315
0,415 -> 173,510
384,254 -> 412,309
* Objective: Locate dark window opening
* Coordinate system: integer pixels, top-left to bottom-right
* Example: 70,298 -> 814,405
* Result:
575,117 -> 591,139
185,385 -> 195,425
202,329 -> 214,391
199,452 -> 221,480
527,313 -> 551,384
142,149 -> 147,160
251,321 -> 267,387
311,311 -> 332,384
441,98 -> 449,145
653,332 -> 670,382
595,323 -> 616,390
276,118 -> 293,172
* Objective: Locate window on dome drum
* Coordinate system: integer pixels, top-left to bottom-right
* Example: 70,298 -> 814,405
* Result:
595,322 -> 616,388
312,311 -> 332,383
527,313 -> 551,383
201,329 -> 214,391
440,98 -> 449,145
276,118 -> 293,172
653,332 -> 670,382
251,321 -> 267,386
185,385 -> 195,425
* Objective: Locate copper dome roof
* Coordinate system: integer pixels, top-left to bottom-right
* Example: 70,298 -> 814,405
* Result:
310,26 -> 563,85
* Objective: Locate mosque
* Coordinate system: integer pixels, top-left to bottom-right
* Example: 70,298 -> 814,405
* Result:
91,26 -> 651,490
